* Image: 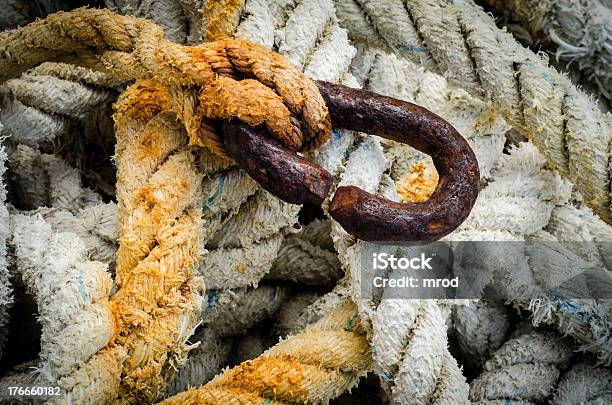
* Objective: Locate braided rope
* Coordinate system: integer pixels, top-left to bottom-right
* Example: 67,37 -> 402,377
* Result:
319,106 -> 470,403
0,143 -> 11,361
470,328 -> 573,403
485,0 -> 612,103
0,8 -> 331,157
9,214 -> 116,387
161,299 -> 372,404
333,0 -> 612,224
272,290 -> 324,337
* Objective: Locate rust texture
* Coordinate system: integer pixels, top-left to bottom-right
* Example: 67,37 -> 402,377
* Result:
223,120 -> 332,205
223,82 -> 479,242
317,81 -> 479,242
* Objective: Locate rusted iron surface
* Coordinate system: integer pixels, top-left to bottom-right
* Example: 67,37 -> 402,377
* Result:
223,120 -> 333,206
317,81 -> 480,242
222,81 -> 480,242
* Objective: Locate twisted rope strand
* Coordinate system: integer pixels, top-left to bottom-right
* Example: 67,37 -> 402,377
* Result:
161,300 -> 372,404
485,0 -> 612,103
104,81 -> 206,402
0,8 -> 331,155
469,328 -> 573,403
334,0 -> 612,224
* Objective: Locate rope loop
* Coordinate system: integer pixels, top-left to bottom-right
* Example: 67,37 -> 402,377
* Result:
0,8 -> 332,159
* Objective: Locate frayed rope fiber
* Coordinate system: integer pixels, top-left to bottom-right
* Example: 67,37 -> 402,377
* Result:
0,7 -> 342,403
0,7 -> 331,158
485,0 -> 612,103
160,300 -> 372,404
333,0 -> 612,224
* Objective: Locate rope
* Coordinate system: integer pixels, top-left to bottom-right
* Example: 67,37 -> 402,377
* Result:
485,0 -> 612,103
0,8 -> 331,158
39,203 -> 119,270
160,299 -> 372,404
324,112 -> 469,403
166,329 -> 233,396
552,361 -> 612,404
0,62 -> 118,150
8,144 -> 101,212
168,283 -> 290,395
470,327 -> 573,403
450,142 -> 612,364
107,81 -> 205,403
9,214 -> 116,386
272,290 -> 323,337
333,0 -> 612,224
111,75 -> 301,400
451,301 -> 511,371
105,0 -> 190,43
0,143 -> 11,361
203,0 -> 246,41
0,10 -> 316,388
268,219 -> 343,286
315,38 -> 508,403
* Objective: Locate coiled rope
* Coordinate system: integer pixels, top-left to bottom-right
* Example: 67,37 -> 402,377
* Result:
160,300 -> 371,404
470,327 -> 573,403
333,0 -> 612,224
0,143 -> 11,361
485,0 -> 612,104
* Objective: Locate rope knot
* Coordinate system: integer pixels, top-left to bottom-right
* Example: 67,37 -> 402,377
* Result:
0,8 -> 332,160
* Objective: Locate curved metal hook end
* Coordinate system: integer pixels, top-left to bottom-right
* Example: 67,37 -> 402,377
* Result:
221,81 -> 479,242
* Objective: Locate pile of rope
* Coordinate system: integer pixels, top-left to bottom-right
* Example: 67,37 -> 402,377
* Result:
332,0 -> 612,225
1,2 -> 611,404
485,0 -> 612,104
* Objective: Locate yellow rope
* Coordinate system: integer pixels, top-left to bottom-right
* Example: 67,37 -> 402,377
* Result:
203,0 -> 246,41
109,81 -> 205,402
0,8 -> 363,403
160,300 -> 372,404
0,8 -> 331,157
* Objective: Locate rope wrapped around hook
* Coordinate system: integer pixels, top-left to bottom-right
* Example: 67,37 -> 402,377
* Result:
0,7 -> 331,158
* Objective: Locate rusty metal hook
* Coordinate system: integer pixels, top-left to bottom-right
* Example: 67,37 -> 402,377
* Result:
222,81 -> 479,242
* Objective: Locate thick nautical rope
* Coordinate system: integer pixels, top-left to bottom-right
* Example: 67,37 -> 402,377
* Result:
469,327 -> 574,403
449,142 -> 612,364
106,81 -> 205,403
160,299 -> 372,404
227,3 -> 472,400
0,62 -> 118,151
451,301 -> 511,371
10,214 -> 116,387
8,144 -> 102,212
485,0 -> 612,103
333,0 -> 612,224
0,7 -> 331,158
268,219 -> 343,286
551,360 -> 612,404
321,41 -> 507,404
0,142 -> 11,361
